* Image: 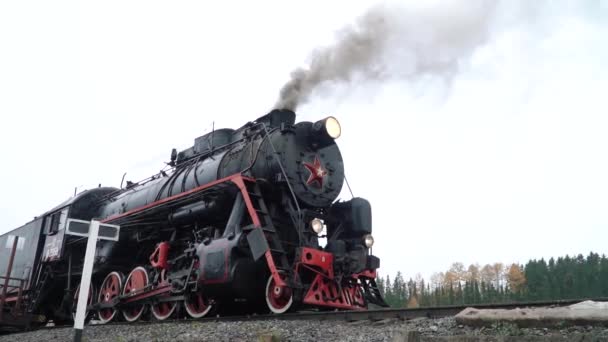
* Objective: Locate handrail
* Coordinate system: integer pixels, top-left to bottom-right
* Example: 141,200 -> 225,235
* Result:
0,278 -> 25,293
260,123 -> 304,243
0,276 -> 25,282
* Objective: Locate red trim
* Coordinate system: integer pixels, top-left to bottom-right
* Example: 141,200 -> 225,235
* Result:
230,176 -> 261,227
299,247 -> 334,278
149,242 -> 170,270
0,237 -> 22,321
296,247 -> 368,310
233,177 -> 286,288
1,295 -> 19,303
123,284 -> 171,304
101,173 -> 287,288
102,174 -> 255,224
302,275 -> 366,310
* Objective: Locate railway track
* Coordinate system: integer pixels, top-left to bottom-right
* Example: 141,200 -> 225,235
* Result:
3,298 -> 606,342
33,296 -> 608,331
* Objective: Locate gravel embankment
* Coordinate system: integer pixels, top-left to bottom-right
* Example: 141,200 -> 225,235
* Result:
1,317 -> 607,342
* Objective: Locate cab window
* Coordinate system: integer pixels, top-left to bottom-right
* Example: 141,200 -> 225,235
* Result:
45,211 -> 62,235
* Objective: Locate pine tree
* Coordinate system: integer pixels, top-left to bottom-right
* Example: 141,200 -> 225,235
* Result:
382,251 -> 606,308
448,283 -> 454,305
587,252 -> 600,297
457,281 -> 464,304
600,255 -> 608,296
548,258 -> 557,299
434,284 -> 441,306
377,274 -> 386,298
385,275 -> 393,307
419,279 -> 427,307
563,255 -> 575,298
393,272 -> 406,307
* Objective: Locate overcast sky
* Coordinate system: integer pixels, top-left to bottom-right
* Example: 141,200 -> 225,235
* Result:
1,1 -> 607,280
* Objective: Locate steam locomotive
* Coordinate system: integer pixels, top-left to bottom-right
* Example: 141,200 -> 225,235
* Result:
0,109 -> 386,326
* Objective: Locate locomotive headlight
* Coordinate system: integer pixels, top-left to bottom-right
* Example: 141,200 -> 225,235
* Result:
312,116 -> 342,143
324,116 -> 341,139
310,218 -> 324,234
363,234 -> 374,248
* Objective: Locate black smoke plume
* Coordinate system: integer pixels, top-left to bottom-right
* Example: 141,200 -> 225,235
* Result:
275,1 -> 497,110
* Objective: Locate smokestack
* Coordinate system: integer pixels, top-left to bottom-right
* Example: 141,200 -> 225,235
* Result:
274,1 -> 497,111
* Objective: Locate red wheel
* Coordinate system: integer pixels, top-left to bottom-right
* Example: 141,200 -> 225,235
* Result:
72,282 -> 95,320
265,274 -> 293,314
150,270 -> 176,320
121,267 -> 149,322
184,292 -> 213,318
150,300 -> 177,320
97,271 -> 123,324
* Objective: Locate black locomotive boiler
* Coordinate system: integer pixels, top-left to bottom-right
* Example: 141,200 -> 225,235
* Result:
0,109 -> 387,326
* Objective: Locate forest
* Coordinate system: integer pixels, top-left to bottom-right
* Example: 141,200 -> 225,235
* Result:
376,252 -> 608,308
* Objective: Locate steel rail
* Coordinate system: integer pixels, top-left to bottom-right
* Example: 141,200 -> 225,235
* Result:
19,296 -> 608,334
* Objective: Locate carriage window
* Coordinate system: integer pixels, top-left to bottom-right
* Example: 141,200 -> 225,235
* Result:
50,213 -> 60,233
44,216 -> 51,234
45,212 -> 61,235
44,209 -> 68,235
5,235 -> 25,250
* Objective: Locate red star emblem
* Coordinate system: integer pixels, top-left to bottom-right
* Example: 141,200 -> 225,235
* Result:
303,156 -> 327,188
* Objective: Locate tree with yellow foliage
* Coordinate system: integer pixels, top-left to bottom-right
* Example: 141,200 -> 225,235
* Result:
407,295 -> 419,308
506,263 -> 526,298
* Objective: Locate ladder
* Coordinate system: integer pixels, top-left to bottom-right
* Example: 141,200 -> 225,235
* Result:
242,181 -> 291,276
26,266 -> 52,314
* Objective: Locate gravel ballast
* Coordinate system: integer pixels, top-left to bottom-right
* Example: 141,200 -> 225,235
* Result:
1,317 -> 607,342
456,300 -> 608,328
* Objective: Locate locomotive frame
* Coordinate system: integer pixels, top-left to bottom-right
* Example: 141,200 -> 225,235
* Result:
0,109 -> 387,328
